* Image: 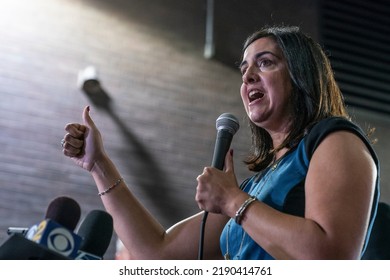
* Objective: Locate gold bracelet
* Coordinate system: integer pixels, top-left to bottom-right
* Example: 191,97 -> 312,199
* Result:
98,178 -> 123,197
235,196 -> 257,225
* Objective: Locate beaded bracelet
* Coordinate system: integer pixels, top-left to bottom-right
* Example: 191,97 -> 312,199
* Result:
98,178 -> 123,197
235,196 -> 257,225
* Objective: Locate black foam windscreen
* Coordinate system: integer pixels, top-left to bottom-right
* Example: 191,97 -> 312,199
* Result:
76,210 -> 113,258
45,196 -> 81,231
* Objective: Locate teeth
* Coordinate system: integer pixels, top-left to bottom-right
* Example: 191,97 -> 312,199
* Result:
249,90 -> 258,98
249,90 -> 264,101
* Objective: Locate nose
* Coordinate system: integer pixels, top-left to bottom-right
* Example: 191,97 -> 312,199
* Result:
242,65 -> 259,84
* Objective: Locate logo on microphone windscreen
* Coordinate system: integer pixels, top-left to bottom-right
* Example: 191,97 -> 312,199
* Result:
30,220 -> 82,258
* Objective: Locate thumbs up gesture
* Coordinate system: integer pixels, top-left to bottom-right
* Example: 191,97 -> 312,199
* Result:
62,106 -> 106,171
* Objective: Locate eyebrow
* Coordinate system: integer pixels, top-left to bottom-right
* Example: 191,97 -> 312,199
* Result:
239,51 -> 278,69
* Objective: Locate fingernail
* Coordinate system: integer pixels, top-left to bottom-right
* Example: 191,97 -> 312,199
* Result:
87,105 -> 90,112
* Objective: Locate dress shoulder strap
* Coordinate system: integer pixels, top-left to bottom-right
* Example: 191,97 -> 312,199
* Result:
305,117 -> 377,164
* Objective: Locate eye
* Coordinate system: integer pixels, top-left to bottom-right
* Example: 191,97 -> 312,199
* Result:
258,58 -> 273,69
240,65 -> 247,76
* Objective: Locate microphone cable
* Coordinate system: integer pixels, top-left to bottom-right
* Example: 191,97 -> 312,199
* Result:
198,211 -> 208,260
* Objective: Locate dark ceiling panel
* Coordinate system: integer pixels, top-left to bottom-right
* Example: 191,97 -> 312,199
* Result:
212,0 -> 320,68
321,0 -> 390,116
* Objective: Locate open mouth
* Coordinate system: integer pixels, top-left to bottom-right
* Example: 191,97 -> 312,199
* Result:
248,90 -> 265,104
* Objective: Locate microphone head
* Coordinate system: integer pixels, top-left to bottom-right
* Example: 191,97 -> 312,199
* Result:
45,196 -> 81,231
76,210 -> 113,258
216,113 -> 240,135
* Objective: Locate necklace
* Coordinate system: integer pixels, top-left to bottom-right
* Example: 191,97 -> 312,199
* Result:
224,160 -> 280,260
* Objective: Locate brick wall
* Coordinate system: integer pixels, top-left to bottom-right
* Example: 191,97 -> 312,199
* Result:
0,0 -> 252,259
0,0 -> 388,259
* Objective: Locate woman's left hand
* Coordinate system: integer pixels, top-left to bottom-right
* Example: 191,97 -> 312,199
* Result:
195,149 -> 243,215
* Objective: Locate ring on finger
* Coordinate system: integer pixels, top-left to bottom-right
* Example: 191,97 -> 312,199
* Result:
61,139 -> 66,148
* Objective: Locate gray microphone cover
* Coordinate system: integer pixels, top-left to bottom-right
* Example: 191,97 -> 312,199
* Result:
216,113 -> 240,135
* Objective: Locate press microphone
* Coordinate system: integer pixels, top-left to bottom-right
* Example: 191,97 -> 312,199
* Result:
198,113 -> 240,260
45,196 -> 81,230
7,196 -> 81,237
75,210 -> 113,260
26,196 -> 83,259
211,113 -> 240,170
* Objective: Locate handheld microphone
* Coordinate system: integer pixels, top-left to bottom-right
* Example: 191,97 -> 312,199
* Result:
211,113 -> 240,170
198,113 -> 240,260
75,210 -> 113,260
26,196 -> 83,259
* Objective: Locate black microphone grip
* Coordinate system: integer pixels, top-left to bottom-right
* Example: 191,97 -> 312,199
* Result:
211,130 -> 234,170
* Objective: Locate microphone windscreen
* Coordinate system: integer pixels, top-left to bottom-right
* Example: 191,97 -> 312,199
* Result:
45,196 -> 81,231
216,113 -> 240,135
76,210 -> 113,258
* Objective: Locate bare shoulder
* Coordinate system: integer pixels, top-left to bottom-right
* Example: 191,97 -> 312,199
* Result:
306,129 -> 376,202
310,130 -> 376,172
304,130 -> 377,257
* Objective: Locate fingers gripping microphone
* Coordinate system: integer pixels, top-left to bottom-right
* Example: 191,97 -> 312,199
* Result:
211,113 -> 240,170
75,210 -> 114,260
198,113 -> 240,260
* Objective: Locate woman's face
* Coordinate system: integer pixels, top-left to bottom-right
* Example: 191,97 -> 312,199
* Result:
240,37 -> 293,132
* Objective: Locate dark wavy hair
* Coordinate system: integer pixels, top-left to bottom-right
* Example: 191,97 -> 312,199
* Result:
242,26 -> 349,171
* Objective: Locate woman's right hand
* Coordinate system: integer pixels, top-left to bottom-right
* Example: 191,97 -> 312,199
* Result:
62,106 -> 106,172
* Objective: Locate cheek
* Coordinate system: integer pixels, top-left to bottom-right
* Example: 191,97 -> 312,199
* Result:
272,73 -> 292,99
240,84 -> 249,110
240,84 -> 247,103
280,69 -> 293,93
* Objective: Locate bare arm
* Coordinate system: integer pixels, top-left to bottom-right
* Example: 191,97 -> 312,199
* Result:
91,155 -> 228,259
63,106 -> 228,259
197,131 -> 376,259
